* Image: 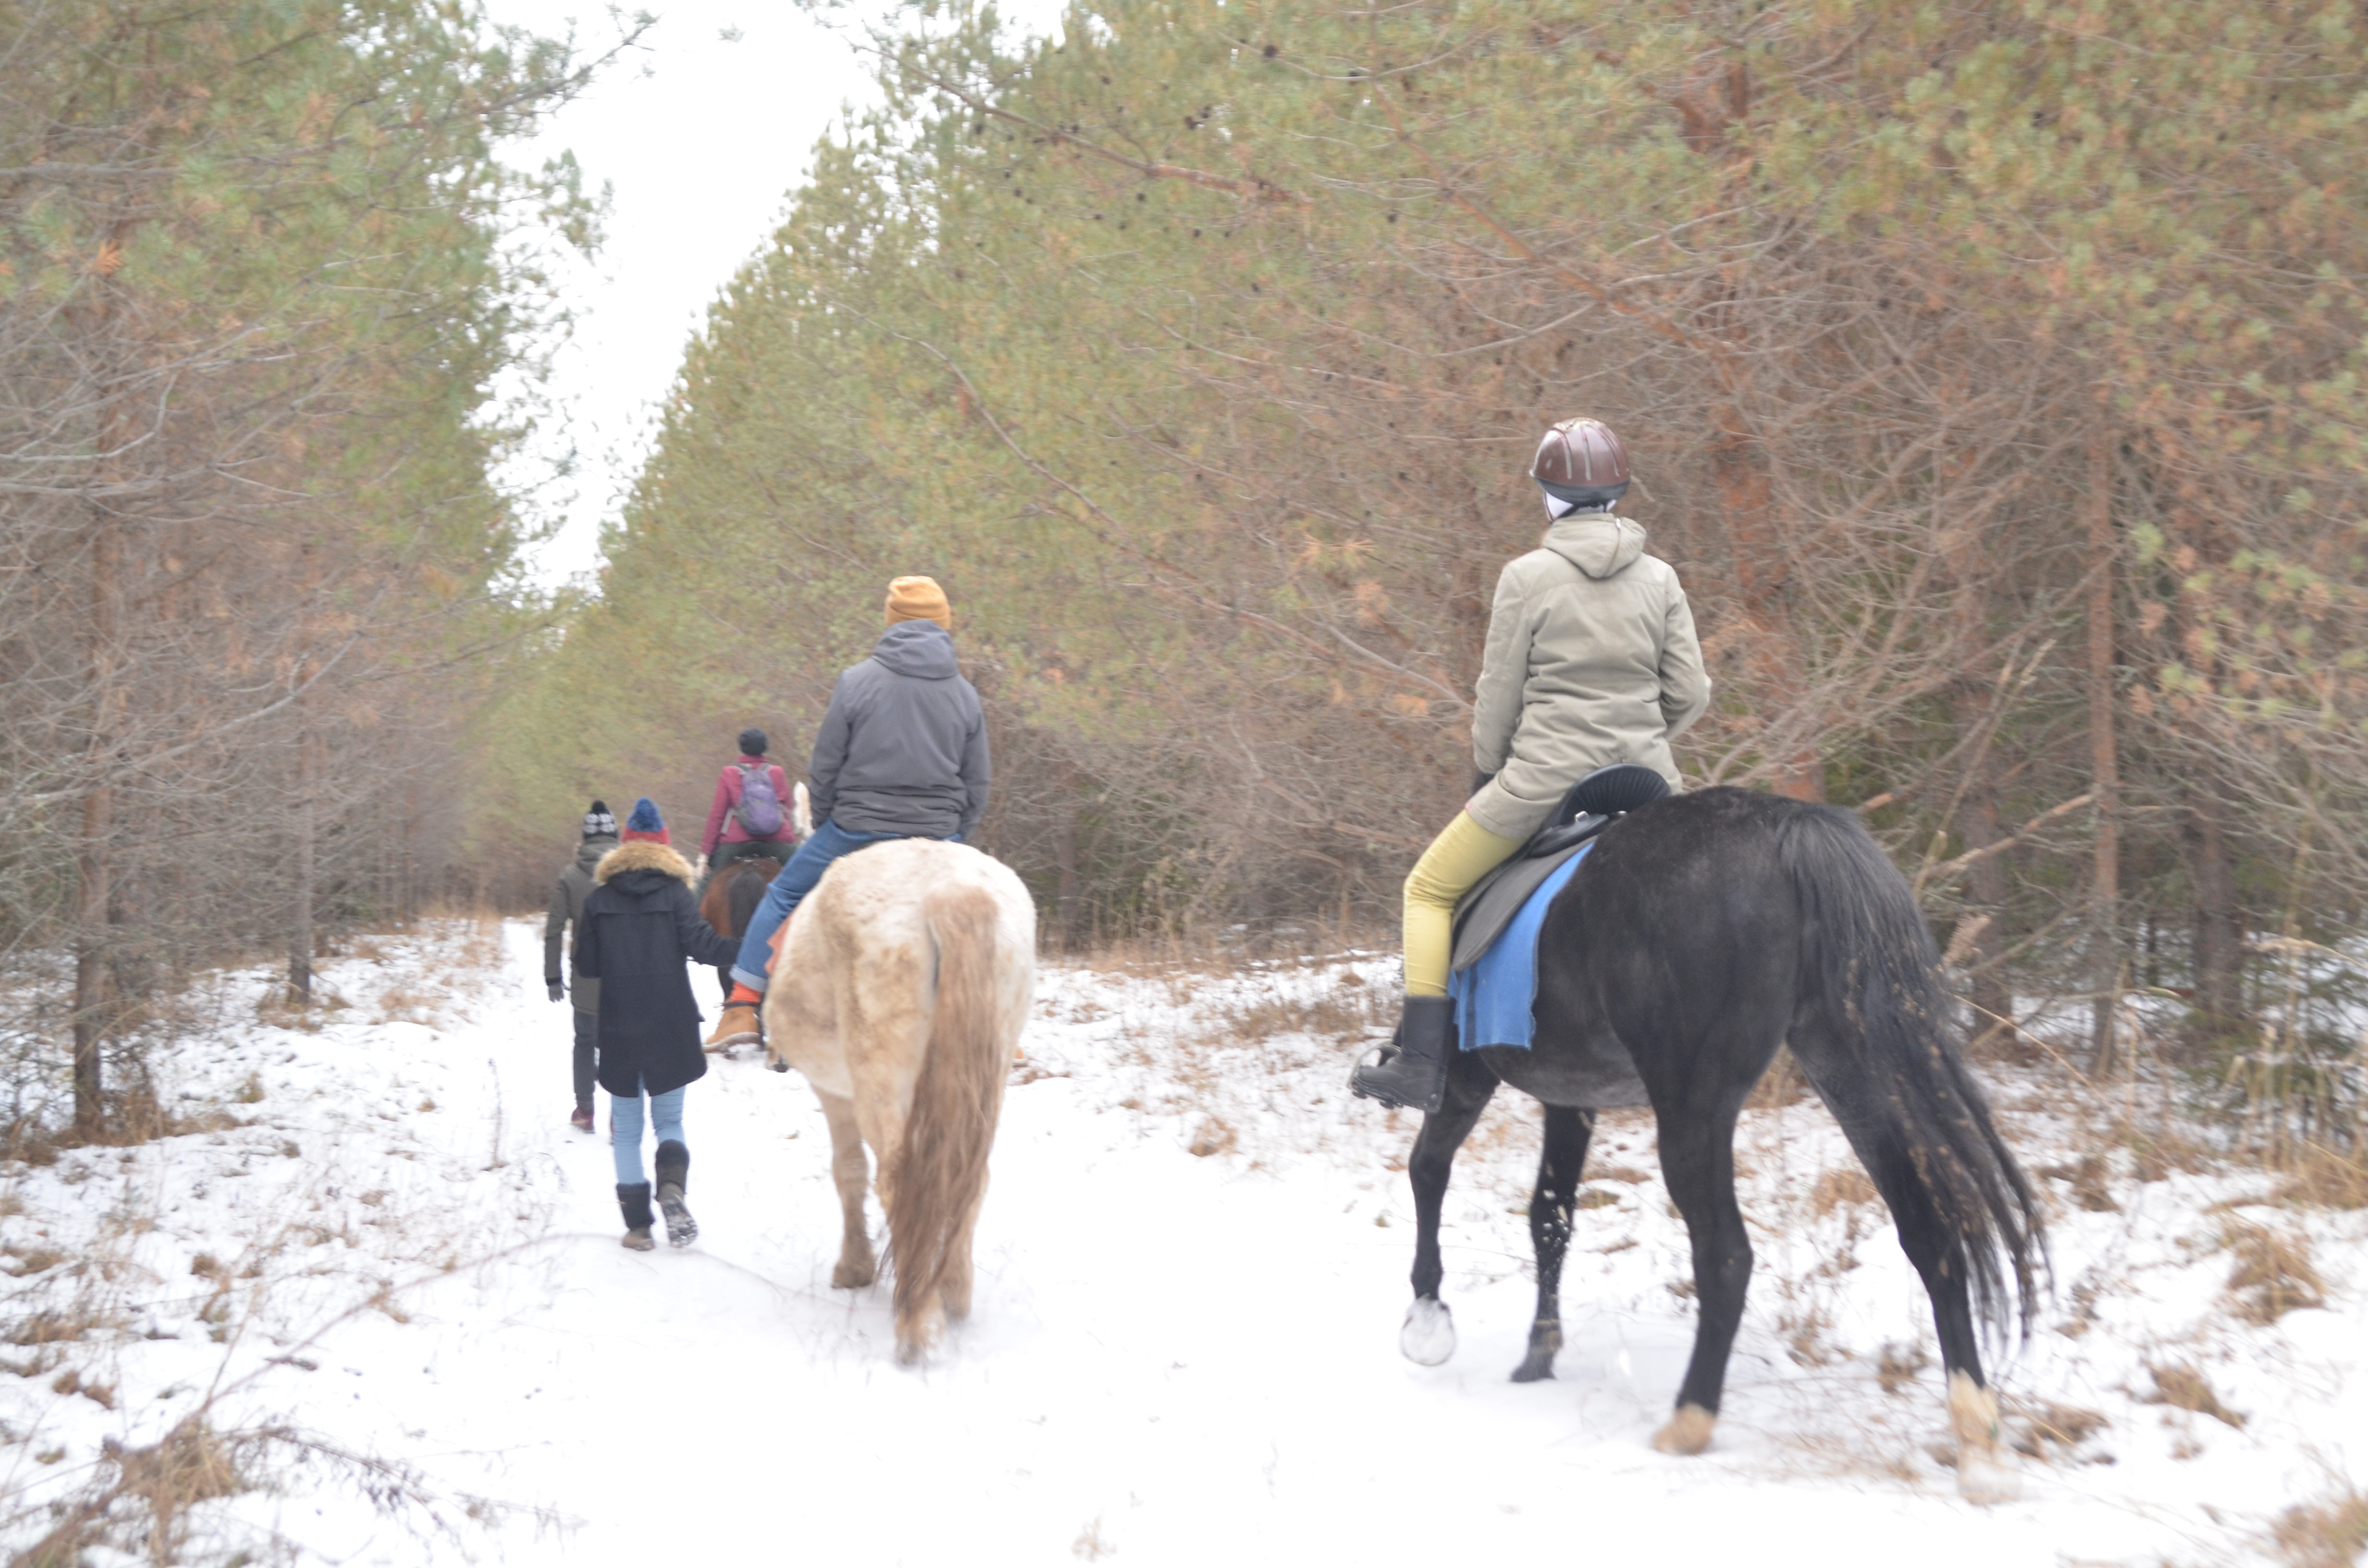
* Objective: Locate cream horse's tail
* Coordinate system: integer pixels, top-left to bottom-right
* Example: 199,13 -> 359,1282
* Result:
885,881 -> 1009,1328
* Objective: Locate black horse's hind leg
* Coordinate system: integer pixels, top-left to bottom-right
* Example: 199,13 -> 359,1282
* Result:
1400,1048 -> 1496,1365
1653,1102 -> 1753,1452
1511,1104 -> 1595,1382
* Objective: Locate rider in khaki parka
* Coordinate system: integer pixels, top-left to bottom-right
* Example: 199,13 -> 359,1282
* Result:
1466,510 -> 1708,840
1354,417 -> 1709,1115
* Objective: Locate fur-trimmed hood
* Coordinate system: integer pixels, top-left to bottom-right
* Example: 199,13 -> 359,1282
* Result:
595,840 -> 697,885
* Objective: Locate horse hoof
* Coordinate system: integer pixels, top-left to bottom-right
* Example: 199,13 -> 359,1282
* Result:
1947,1371 -> 2020,1502
1509,1352 -> 1556,1384
1399,1297 -> 1456,1366
1652,1404 -> 1715,1456
832,1258 -> 876,1289
895,1310 -> 945,1365
1955,1449 -> 2021,1503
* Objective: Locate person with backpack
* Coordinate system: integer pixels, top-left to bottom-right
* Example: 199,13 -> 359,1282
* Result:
543,800 -> 619,1134
705,576 -> 990,1049
699,728 -> 799,872
573,831 -> 741,1250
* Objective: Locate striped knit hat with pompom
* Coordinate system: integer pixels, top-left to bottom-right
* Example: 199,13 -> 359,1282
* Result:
620,797 -> 669,844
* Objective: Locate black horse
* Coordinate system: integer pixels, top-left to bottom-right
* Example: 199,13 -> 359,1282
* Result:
1400,787 -> 2043,1497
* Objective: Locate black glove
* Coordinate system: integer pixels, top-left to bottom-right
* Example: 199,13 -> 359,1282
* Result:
546,979 -> 566,1004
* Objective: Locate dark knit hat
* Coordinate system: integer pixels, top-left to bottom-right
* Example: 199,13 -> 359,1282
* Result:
582,800 -> 617,840
620,796 -> 669,845
738,727 -> 768,757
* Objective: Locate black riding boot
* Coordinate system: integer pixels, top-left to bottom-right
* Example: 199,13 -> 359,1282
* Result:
617,1182 -> 656,1251
1351,994 -> 1455,1115
654,1140 -> 697,1249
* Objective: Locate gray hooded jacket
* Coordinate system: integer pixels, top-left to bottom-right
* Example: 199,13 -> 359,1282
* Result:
1466,514 -> 1711,841
808,621 -> 991,839
544,834 -> 618,1015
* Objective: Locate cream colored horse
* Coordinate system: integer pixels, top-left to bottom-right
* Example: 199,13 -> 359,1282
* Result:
761,839 -> 1036,1362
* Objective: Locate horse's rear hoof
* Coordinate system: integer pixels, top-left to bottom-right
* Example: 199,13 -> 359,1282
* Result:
1955,1450 -> 2021,1503
1399,1297 -> 1456,1366
1652,1404 -> 1715,1455
895,1308 -> 945,1365
1509,1351 -> 1556,1383
832,1256 -> 876,1289
1947,1371 -> 2020,1502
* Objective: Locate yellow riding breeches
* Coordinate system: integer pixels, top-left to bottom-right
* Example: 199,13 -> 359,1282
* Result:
1402,811 -> 1526,998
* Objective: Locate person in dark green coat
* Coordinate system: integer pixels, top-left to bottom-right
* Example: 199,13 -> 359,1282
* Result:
544,800 -> 618,1132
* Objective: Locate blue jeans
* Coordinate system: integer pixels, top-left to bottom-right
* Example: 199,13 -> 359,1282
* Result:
729,819 -> 899,992
611,1081 -> 686,1185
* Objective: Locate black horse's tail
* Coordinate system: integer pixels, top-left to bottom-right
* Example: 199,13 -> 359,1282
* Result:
1776,806 -> 2045,1341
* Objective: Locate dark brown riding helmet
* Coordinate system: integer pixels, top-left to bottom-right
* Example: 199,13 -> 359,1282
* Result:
1530,416 -> 1632,510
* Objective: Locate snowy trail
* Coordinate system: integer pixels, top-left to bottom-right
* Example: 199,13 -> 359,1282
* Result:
5,919 -> 2362,1564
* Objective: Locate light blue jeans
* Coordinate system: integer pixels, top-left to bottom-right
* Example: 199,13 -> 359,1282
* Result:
611,1080 -> 686,1185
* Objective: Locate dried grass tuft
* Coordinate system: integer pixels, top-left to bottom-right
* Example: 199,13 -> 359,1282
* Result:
2142,1363 -> 2247,1429
2224,1221 -> 2326,1325
1875,1340 -> 1930,1395
2273,1483 -> 2368,1568
2010,1400 -> 2109,1460
1187,1117 -> 1237,1158
2276,1144 -> 2368,1211
2037,1153 -> 2121,1213
1811,1167 -> 1880,1217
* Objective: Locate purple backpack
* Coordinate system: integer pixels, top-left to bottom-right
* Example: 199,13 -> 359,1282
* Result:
733,763 -> 785,838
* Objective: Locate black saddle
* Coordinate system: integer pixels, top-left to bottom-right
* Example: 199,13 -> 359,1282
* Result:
1449,763 -> 1672,972
1523,762 -> 1670,858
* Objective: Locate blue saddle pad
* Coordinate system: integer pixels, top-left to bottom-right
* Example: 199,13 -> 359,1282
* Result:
1448,843 -> 1591,1052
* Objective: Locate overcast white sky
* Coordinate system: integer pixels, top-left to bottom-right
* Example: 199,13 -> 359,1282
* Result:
482,0 -> 1059,587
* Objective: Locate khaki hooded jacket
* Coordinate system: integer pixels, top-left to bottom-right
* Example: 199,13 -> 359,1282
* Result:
1466,513 -> 1711,842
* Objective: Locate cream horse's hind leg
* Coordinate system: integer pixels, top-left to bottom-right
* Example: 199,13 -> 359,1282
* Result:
815,1089 -> 876,1289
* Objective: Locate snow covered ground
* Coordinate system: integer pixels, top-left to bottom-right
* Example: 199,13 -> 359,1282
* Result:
2,918 -> 2363,1565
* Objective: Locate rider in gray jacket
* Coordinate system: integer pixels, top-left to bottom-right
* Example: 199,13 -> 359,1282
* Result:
807,620 -> 991,840
707,576 -> 990,1047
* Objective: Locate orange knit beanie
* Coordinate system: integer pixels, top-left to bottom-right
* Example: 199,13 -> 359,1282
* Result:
885,576 -> 952,630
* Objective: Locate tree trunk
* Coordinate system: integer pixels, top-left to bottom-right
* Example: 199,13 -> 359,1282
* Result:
72,525 -> 121,1139
2085,426 -> 2122,1071
71,784 -> 112,1139
290,727 -> 316,1002
1951,782 -> 2016,1037
1054,773 -> 1083,953
2185,777 -> 2244,1048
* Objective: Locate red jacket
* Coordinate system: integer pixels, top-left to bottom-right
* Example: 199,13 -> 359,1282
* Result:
700,755 -> 795,856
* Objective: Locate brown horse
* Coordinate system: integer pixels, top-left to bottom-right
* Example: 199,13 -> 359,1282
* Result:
698,857 -> 779,1004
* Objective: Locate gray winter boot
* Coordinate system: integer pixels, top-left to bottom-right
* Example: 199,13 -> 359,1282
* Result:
654,1140 -> 697,1249
1350,995 -> 1455,1115
617,1183 -> 656,1251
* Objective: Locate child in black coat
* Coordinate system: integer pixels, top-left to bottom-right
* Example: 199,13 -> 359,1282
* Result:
574,817 -> 740,1250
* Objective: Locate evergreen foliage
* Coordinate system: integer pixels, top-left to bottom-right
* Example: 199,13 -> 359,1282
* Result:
484,0 -> 2366,1055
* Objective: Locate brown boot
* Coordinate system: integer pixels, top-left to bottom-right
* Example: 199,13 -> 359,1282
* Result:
704,1002 -> 760,1052
617,1183 -> 656,1251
